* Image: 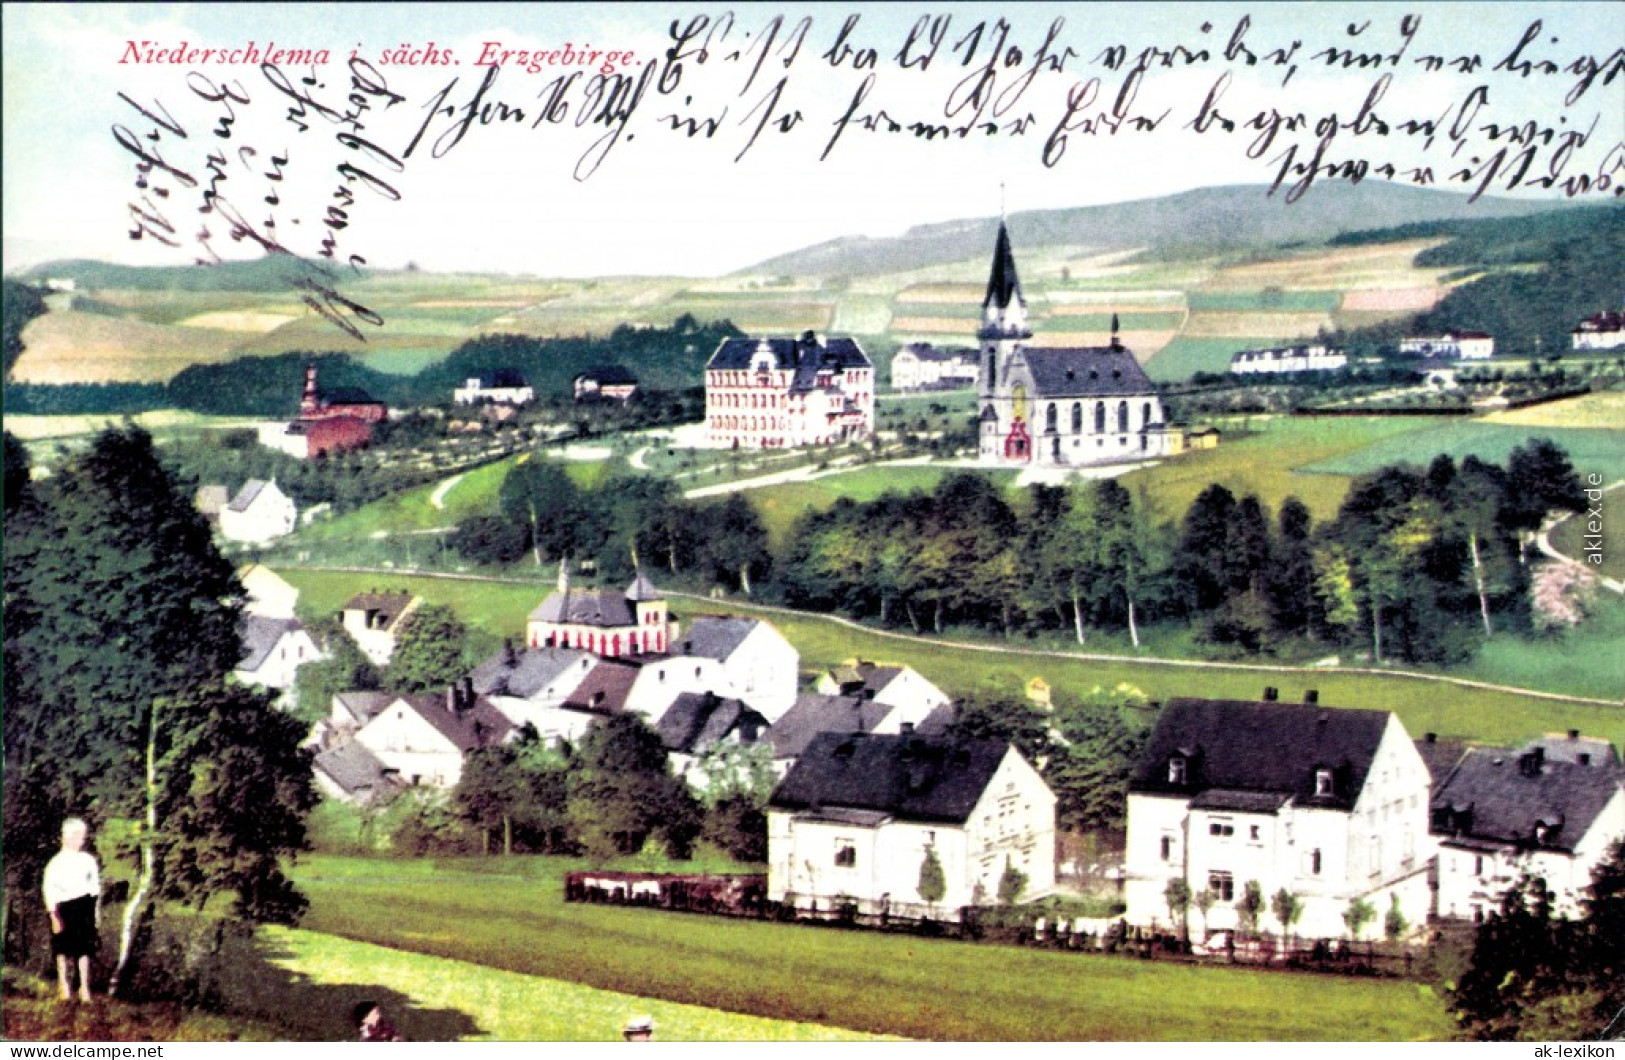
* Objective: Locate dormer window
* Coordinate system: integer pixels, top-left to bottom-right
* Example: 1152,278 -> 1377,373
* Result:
1314,768 -> 1334,797
1168,755 -> 1187,785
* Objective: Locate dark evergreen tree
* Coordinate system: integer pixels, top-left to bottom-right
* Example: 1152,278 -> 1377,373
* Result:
1177,484 -> 1237,612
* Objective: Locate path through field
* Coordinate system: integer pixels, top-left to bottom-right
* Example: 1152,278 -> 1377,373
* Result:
230,926 -> 888,1042
1538,479 -> 1625,595
428,473 -> 466,512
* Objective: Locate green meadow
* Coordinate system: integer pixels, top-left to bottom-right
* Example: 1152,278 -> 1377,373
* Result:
287,855 -> 1451,1042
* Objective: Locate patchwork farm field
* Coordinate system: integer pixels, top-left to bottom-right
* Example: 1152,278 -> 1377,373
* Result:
286,855 -> 1451,1042
1301,422 -> 1625,480
276,569 -> 1625,751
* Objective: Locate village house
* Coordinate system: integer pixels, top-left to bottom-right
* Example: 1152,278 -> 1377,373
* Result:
704,331 -> 874,449
976,223 -> 1172,467
454,368 -> 534,406
1431,733 -> 1625,922
672,615 -> 800,722
526,568 -> 676,658
767,732 -> 1056,918
656,691 -> 769,786
218,479 -> 297,545
768,692 -> 901,774
1122,695 -> 1433,943
234,614 -> 324,706
239,563 -> 300,619
1228,344 -> 1349,374
1400,331 -> 1495,359
352,685 -> 517,790
312,741 -> 398,805
339,590 -> 421,667
572,365 -> 639,403
890,343 -> 979,391
1571,310 -> 1625,351
817,661 -> 950,722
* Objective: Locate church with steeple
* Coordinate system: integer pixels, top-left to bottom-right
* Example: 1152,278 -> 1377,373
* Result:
976,222 -> 1171,467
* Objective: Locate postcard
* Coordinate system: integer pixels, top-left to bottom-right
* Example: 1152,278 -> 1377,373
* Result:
2,0 -> 1622,1047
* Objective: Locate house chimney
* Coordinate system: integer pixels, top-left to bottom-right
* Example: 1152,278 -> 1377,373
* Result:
446,685 -> 459,714
1579,753 -> 1592,766
1424,732 -> 1438,744
1519,747 -> 1544,777
1304,689 -> 1319,705
900,721 -> 915,735
1568,729 -> 1580,740
1263,687 -> 1278,702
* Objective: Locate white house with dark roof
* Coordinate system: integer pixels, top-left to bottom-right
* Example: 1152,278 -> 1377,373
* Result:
656,691 -> 769,785
674,615 -> 799,722
312,741 -> 400,805
768,692 -> 897,774
975,223 -> 1171,467
353,685 -> 517,789
234,614 -> 324,705
526,568 -> 675,658
1572,310 -> 1625,351
1431,738 -> 1625,921
219,479 -> 297,545
1228,345 -> 1349,375
704,331 -> 874,450
339,590 -> 421,667
816,661 -> 950,725
1123,695 -> 1432,942
573,365 -> 638,403
768,732 -> 1055,917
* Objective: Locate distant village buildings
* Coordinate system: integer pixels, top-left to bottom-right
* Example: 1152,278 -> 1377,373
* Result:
259,362 -> 388,459
454,369 -> 534,406
704,331 -> 874,449
891,343 -> 978,391
1228,344 -> 1349,374
573,365 -> 639,403
1571,310 -> 1625,351
1400,332 -> 1495,360
975,223 -> 1172,467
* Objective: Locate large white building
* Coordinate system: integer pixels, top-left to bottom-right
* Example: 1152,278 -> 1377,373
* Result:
1123,696 -> 1433,943
891,343 -> 978,391
1572,311 -> 1625,350
976,223 -> 1171,467
1400,332 -> 1495,360
705,331 -> 874,449
768,732 -> 1055,918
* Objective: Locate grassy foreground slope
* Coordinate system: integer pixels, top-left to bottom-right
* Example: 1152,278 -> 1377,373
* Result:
292,856 -> 1451,1042
279,570 -> 1625,750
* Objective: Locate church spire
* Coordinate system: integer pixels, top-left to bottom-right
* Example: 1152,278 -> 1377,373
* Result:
982,220 -> 1025,313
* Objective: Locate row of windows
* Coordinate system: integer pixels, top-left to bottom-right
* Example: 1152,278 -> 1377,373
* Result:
1035,400 -> 1154,435
1160,834 -> 1324,877
712,369 -> 870,387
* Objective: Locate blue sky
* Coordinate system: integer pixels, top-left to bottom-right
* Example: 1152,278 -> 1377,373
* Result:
4,2 -> 1620,275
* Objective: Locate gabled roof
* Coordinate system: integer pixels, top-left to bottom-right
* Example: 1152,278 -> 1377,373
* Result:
983,221 -> 1025,311
897,343 -> 975,363
1433,747 -> 1624,854
827,661 -> 905,699
333,690 -> 394,727
227,479 -> 285,513
675,616 -> 762,663
575,364 -> 637,385
529,587 -> 635,627
313,741 -> 394,797
238,614 -> 304,672
770,732 -> 1013,825
341,591 -> 417,629
475,368 -> 531,388
1129,698 -> 1393,812
656,692 -> 766,755
561,660 -> 639,715
468,645 -> 594,699
389,691 -> 516,752
321,386 -> 384,405
769,692 -> 901,759
1022,347 -> 1155,399
706,334 -> 871,375
1414,734 -> 1471,785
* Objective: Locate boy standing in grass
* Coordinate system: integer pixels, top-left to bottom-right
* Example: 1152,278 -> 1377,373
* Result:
42,817 -> 99,1001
